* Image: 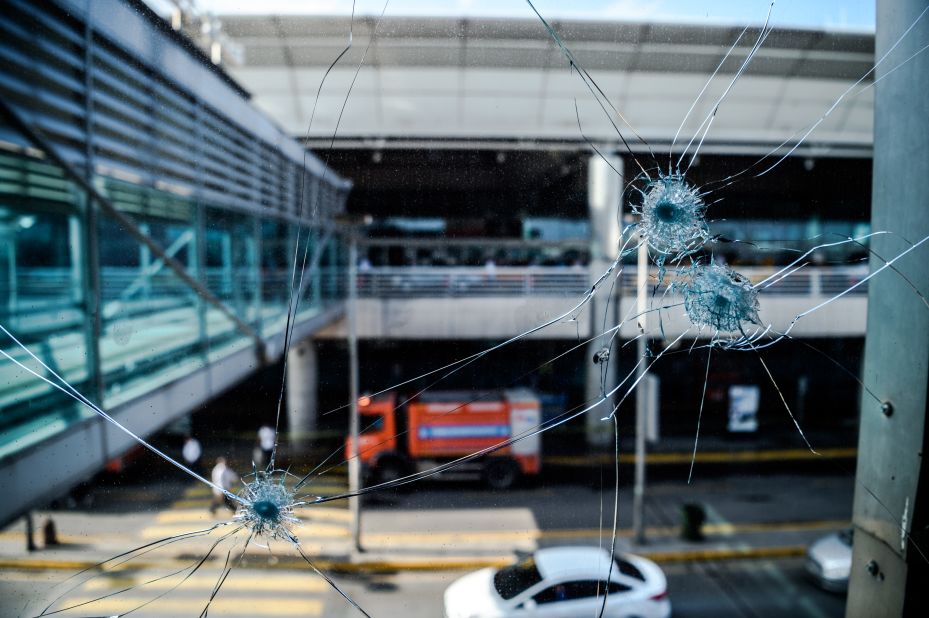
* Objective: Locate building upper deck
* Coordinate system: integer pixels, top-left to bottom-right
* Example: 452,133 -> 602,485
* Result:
222,14 -> 874,156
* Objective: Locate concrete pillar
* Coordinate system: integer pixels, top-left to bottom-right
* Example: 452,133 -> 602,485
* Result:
286,339 -> 318,451
585,153 -> 623,448
847,1 -> 929,615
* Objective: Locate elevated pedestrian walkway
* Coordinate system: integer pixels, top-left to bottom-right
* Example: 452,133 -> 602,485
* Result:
0,0 -> 350,526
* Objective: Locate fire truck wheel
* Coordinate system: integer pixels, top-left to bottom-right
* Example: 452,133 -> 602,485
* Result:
375,457 -> 410,488
484,459 -> 520,490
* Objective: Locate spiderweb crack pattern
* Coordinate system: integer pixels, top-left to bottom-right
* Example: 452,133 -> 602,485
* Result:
632,173 -> 710,276
681,263 -> 761,333
234,469 -> 301,545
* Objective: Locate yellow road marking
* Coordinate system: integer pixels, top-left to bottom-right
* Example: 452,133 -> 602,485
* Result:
547,447 -> 856,466
0,544 -> 814,573
645,545 -> 808,563
0,558 -> 97,571
702,519 -> 847,535
183,484 -> 347,498
360,519 -> 849,545
82,573 -> 327,592
64,597 -> 322,615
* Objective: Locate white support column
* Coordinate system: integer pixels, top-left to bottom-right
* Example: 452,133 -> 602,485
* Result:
286,339 -> 318,451
585,153 -> 623,448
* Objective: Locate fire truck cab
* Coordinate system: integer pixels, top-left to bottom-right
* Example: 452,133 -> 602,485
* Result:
346,389 -> 542,490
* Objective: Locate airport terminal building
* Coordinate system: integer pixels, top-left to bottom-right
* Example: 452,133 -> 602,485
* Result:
220,14 -> 875,445
0,1 -> 878,519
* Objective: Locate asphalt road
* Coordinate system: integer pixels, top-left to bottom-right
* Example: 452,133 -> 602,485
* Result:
340,559 -> 847,618
361,472 -> 855,536
1,558 -> 846,618
1,468 -> 855,617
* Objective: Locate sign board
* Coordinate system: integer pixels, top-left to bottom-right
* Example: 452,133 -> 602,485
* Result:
645,374 -> 660,443
727,385 -> 760,433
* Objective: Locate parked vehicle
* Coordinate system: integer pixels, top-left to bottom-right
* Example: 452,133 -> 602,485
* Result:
444,547 -> 671,618
346,389 -> 541,489
805,528 -> 853,592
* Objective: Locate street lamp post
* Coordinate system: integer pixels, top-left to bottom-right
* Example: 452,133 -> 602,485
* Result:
633,236 -> 648,545
347,233 -> 362,554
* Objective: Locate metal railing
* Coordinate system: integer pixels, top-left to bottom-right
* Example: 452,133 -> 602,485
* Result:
354,265 -> 870,298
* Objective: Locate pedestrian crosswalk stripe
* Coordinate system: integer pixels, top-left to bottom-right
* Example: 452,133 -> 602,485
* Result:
182,484 -> 348,498
293,485 -> 349,495
170,498 -> 213,509
64,597 -> 323,615
156,511 -> 216,523
82,574 -> 328,592
149,512 -> 350,534
293,507 -> 351,522
153,507 -> 351,524
141,522 -> 348,539
169,497 -> 348,510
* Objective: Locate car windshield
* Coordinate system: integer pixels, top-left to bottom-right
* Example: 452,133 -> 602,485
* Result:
493,556 -> 544,600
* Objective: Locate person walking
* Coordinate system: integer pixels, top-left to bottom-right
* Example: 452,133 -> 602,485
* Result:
181,435 -> 202,474
257,425 -> 275,468
209,457 -> 239,515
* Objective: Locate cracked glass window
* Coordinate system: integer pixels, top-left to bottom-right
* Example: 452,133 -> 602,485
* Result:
1,1 -> 928,617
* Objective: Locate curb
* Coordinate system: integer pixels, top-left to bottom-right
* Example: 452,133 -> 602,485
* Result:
324,545 -> 810,572
0,545 -> 808,574
0,558 -> 100,571
641,545 -> 807,563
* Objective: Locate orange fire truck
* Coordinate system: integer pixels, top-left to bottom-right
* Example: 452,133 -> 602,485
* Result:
346,389 -> 542,489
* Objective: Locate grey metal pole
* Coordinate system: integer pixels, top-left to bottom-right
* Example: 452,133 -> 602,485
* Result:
347,234 -> 362,553
24,511 -> 36,552
633,237 -> 648,545
81,17 -> 104,408
847,1 -> 929,614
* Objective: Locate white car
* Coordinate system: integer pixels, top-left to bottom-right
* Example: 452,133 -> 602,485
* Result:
444,547 -> 671,618
805,529 -> 853,592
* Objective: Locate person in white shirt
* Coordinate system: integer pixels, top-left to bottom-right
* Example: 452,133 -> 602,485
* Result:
181,435 -> 202,473
209,457 -> 239,515
257,425 -> 275,468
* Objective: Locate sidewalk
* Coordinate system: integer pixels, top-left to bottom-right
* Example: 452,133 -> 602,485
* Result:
0,451 -> 853,574
1,503 -> 842,574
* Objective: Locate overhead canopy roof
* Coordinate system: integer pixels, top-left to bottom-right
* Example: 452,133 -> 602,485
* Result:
221,15 -> 875,156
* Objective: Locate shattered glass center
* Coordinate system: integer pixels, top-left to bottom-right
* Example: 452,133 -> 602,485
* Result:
237,471 -> 299,542
682,264 -> 761,333
653,199 -> 682,223
637,173 -> 710,259
252,499 -> 282,522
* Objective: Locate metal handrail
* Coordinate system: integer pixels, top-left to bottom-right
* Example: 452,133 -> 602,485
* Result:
354,265 -> 870,298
